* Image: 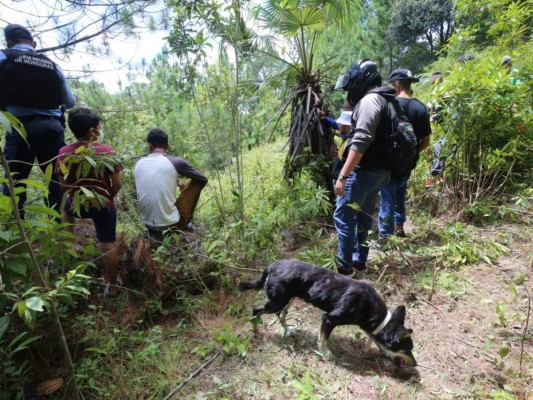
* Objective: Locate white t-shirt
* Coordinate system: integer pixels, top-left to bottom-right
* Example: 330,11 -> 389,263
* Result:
134,152 -> 208,229
135,153 -> 179,229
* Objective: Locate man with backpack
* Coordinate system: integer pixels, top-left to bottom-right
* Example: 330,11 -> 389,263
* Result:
333,59 -> 399,275
378,69 -> 431,237
0,24 -> 75,219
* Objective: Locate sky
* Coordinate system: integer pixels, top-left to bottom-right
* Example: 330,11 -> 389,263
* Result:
0,1 -> 171,93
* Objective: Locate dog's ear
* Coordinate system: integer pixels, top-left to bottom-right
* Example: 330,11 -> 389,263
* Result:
392,305 -> 406,325
394,327 -> 413,343
401,329 -> 413,339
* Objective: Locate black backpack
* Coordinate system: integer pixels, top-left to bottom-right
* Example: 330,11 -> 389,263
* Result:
370,90 -> 418,178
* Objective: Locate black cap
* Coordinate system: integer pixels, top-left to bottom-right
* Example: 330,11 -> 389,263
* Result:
4,24 -> 33,41
388,69 -> 420,83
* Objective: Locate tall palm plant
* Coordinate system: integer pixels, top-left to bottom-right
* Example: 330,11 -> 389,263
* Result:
254,0 -> 358,192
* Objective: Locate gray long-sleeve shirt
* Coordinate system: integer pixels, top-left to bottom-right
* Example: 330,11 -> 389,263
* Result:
349,93 -> 384,155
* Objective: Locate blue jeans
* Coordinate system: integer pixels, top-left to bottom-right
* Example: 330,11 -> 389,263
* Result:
334,169 -> 390,268
2,117 -> 64,219
378,173 -> 410,236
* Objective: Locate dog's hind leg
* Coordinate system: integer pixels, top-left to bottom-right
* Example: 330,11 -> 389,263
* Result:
253,296 -> 293,335
277,299 -> 294,337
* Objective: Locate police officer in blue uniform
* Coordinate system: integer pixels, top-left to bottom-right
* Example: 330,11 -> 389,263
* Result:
1,24 -> 75,218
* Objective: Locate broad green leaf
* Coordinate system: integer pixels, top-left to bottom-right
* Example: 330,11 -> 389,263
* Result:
75,145 -> 87,154
24,205 -> 61,219
0,231 -> 13,241
4,257 -> 29,276
25,297 -> 45,312
84,347 -> 108,354
19,179 -> 48,192
44,163 -> 53,185
80,187 -> 95,198
17,300 -> 27,317
84,156 -> 97,168
0,112 -> 12,133
1,111 -> 27,138
59,161 -> 69,177
12,332 -> 40,353
0,315 -> 9,340
22,219 -> 49,229
0,195 -> 13,213
498,347 -> 510,359
23,309 -> 34,327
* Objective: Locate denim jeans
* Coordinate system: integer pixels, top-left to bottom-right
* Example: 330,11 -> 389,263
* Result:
378,173 -> 411,236
334,169 -> 390,268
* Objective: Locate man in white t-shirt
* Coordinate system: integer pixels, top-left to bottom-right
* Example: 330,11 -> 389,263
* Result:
134,128 -> 208,238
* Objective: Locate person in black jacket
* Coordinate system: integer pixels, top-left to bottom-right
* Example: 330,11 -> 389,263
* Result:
1,24 -> 75,218
378,69 -> 431,237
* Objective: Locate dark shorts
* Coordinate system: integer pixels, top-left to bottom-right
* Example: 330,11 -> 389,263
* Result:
65,198 -> 117,243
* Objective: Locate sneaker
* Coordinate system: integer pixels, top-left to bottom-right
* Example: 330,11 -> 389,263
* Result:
337,266 -> 353,276
352,262 -> 367,271
394,225 -> 406,238
184,222 -> 196,232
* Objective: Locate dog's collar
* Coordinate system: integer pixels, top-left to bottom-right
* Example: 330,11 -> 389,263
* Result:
372,310 -> 392,335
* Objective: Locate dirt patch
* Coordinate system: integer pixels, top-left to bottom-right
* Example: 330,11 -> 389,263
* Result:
175,223 -> 532,400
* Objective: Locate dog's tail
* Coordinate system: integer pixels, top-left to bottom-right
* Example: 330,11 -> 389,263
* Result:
238,269 -> 268,291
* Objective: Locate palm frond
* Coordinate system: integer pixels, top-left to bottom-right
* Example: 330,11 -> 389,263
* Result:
279,7 -> 326,35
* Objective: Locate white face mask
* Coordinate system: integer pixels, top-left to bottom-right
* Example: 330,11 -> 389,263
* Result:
96,130 -> 105,143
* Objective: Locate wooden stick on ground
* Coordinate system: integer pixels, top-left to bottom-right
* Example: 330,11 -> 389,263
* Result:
162,352 -> 221,400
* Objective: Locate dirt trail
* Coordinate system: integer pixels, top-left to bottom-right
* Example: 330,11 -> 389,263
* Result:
179,224 -> 532,399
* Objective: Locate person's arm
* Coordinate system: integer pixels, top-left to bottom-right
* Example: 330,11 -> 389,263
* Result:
56,65 -> 76,109
323,117 -> 339,130
177,177 -> 189,191
418,101 -> 432,153
335,149 -> 363,196
110,171 -> 122,198
334,94 -> 383,197
419,136 -> 430,153
166,156 -> 208,185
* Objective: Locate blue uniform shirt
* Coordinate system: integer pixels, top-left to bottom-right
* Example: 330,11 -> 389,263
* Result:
0,43 -> 75,117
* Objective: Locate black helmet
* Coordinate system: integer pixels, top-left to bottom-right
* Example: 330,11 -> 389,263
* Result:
335,59 -> 382,107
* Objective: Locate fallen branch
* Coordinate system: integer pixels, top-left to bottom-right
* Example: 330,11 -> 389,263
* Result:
520,286 -> 530,371
162,352 -> 221,400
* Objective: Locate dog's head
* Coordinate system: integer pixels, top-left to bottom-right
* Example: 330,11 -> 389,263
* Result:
374,305 -> 416,368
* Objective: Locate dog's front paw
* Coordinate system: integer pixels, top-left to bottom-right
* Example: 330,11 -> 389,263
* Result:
314,347 -> 334,361
363,337 -> 373,352
317,339 -> 334,361
282,326 -> 297,337
323,349 -> 334,361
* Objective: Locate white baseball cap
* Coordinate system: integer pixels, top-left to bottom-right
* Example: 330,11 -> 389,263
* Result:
336,110 -> 352,126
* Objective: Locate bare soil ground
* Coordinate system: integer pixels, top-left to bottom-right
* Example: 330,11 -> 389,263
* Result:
173,222 -> 532,400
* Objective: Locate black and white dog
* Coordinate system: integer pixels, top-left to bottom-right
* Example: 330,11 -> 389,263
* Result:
239,260 -> 416,368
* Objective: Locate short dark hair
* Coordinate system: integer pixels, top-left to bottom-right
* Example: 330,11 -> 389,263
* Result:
68,107 -> 101,139
392,80 -> 412,91
146,128 -> 169,148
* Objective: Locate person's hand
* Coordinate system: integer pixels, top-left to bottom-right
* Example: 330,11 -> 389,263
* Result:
335,177 -> 347,197
177,177 -> 189,191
